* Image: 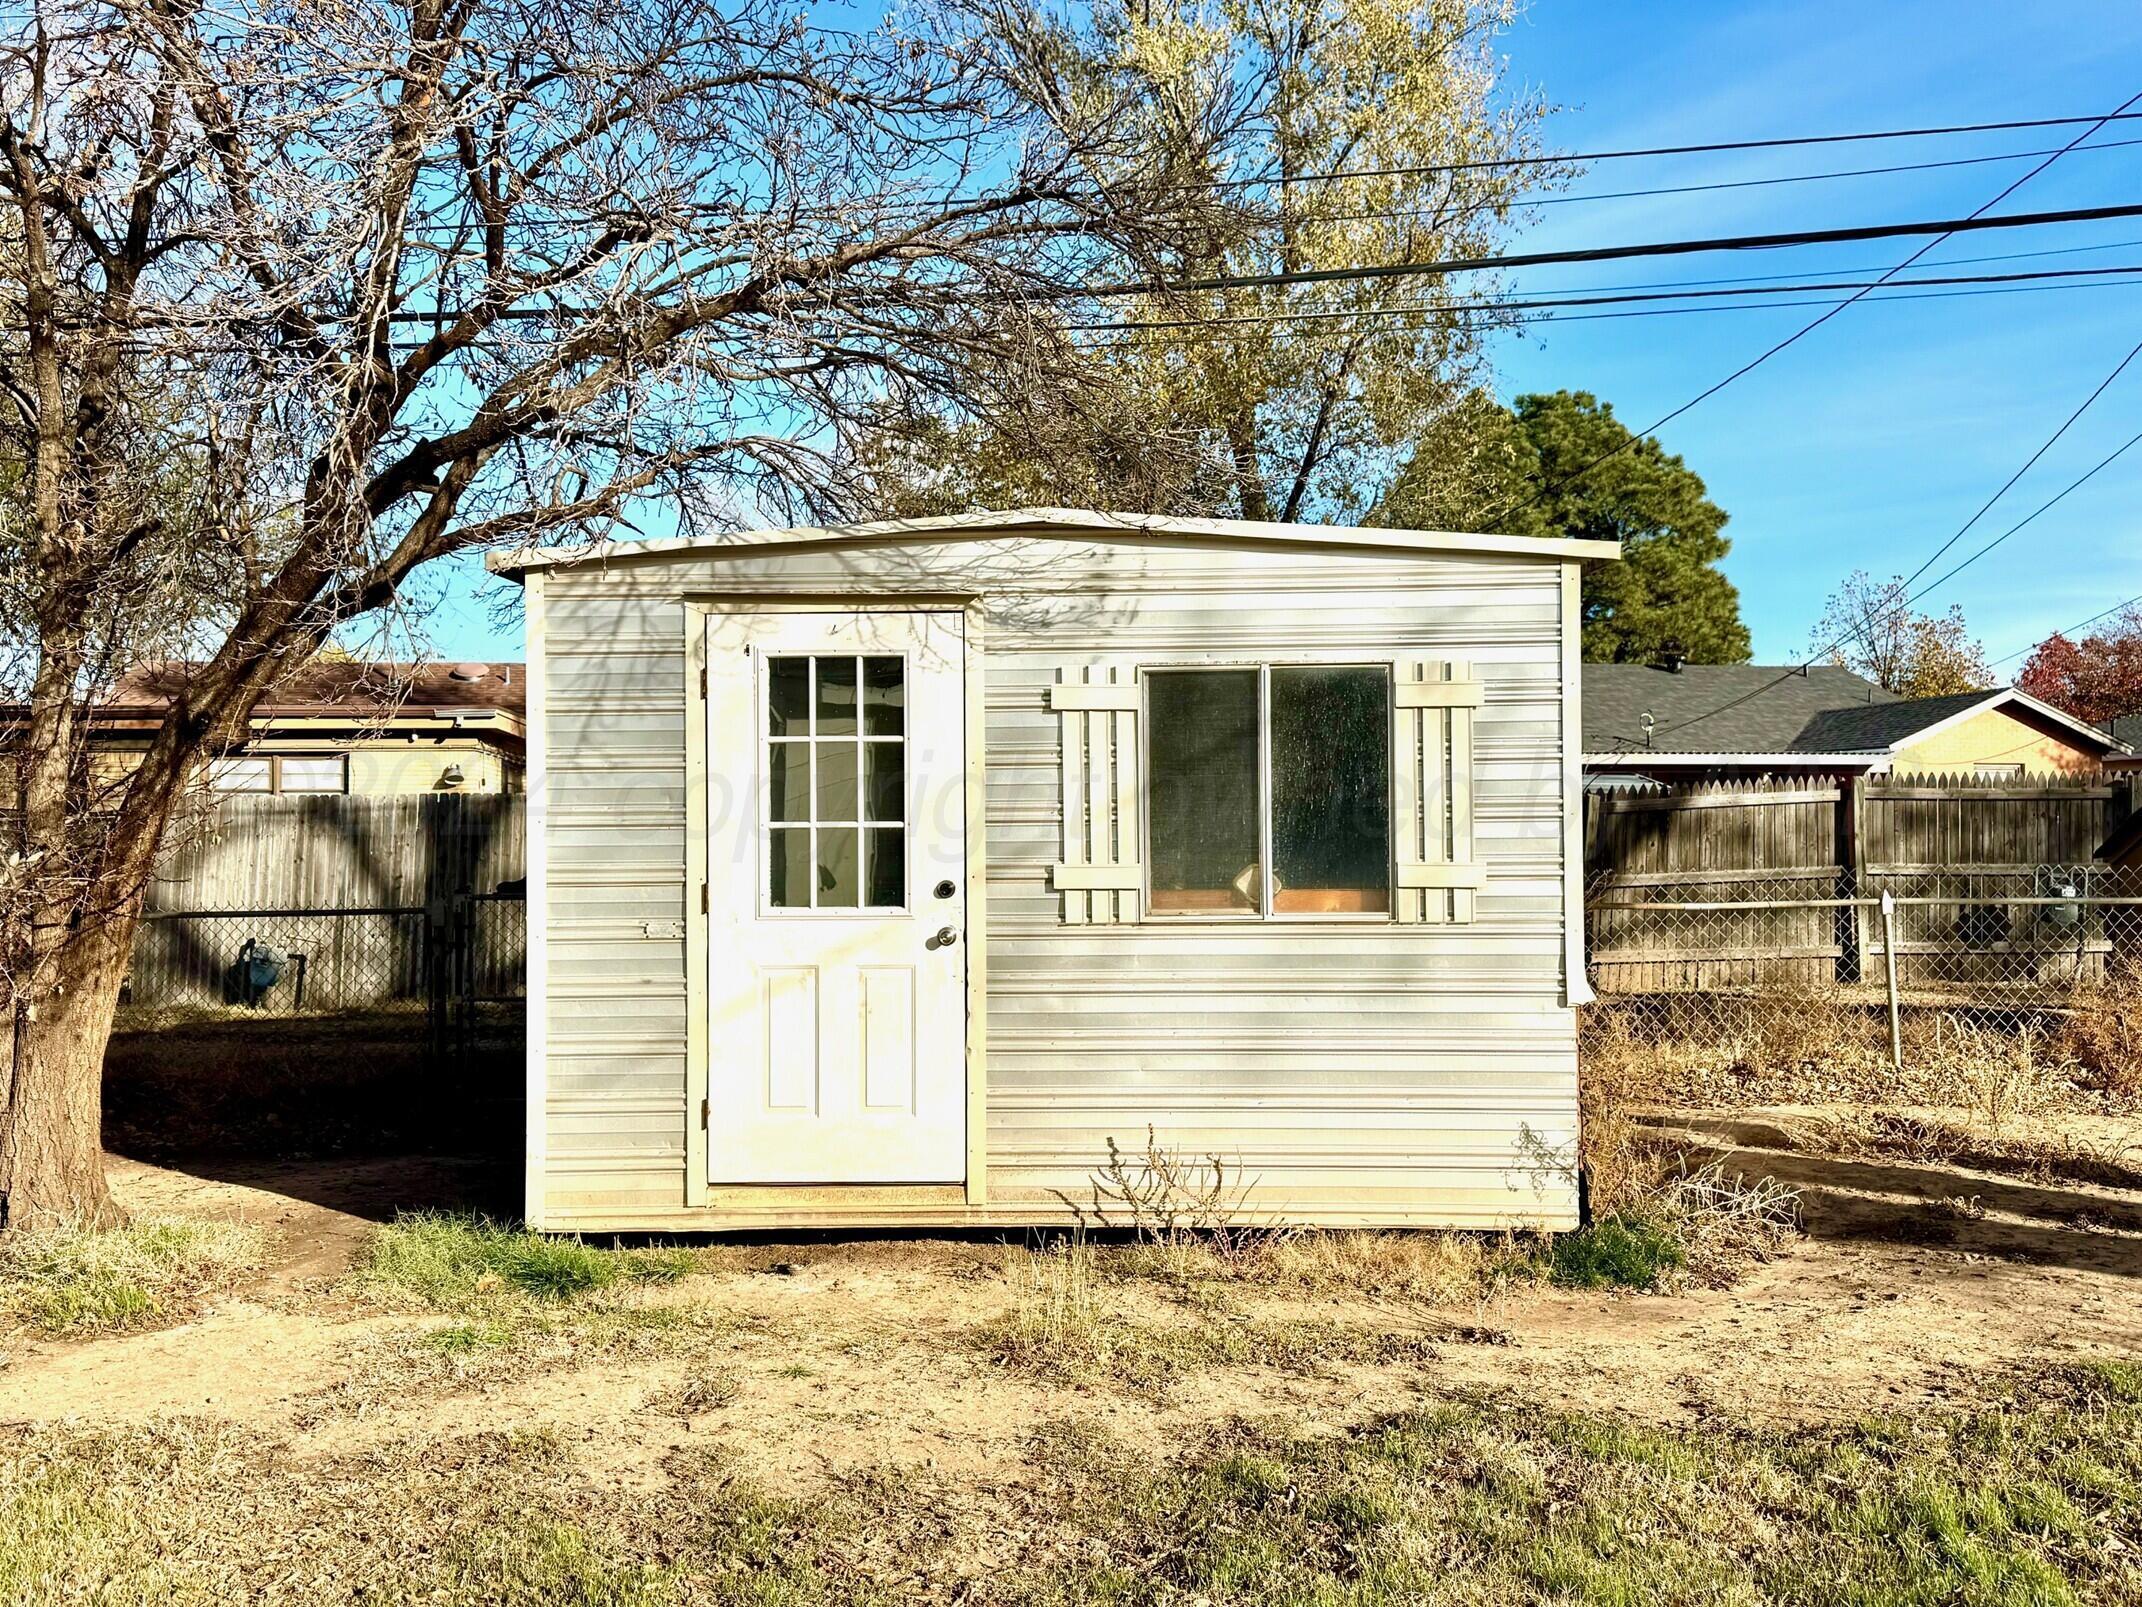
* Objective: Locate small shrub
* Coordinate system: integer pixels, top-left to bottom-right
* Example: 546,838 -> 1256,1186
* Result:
0,1217 -> 266,1334
1547,1215 -> 1685,1291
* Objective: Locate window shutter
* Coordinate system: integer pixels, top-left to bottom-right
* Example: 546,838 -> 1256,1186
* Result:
1392,658 -> 1484,924
1049,668 -> 1142,923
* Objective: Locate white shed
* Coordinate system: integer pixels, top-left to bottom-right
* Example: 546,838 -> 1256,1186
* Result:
493,509 -> 1615,1233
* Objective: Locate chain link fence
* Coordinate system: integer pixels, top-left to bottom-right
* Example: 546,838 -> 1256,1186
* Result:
1582,864 -> 2142,1106
124,889 -> 525,1056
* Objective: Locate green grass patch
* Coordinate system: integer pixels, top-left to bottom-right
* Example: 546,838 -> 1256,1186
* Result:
0,1217 -> 266,1335
1548,1213 -> 1688,1291
359,1214 -> 696,1312
1002,1363 -> 2142,1604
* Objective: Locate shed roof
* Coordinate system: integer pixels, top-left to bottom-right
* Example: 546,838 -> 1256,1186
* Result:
487,507 -> 1619,578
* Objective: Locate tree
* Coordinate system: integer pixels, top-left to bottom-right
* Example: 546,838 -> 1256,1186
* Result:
1377,390 -> 1752,664
1807,572 -> 1994,698
0,0 -> 1252,1228
2017,607 -> 2142,727
858,0 -> 1563,522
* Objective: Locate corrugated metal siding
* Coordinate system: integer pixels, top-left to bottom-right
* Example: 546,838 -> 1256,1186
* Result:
534,537 -> 1577,1228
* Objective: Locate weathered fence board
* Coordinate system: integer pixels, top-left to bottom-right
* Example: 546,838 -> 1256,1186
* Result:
126,794 -> 526,1012
1585,773 -> 2131,991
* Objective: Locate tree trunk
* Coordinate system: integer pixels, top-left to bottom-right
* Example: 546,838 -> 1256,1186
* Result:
0,915 -> 135,1231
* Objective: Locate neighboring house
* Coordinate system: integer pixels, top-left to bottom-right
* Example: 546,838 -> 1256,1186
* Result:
6,662 -> 526,796
1584,658 -> 2129,783
495,507 -> 1616,1234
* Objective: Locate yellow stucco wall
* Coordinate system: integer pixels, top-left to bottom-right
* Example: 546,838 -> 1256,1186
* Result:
1891,706 -> 2100,777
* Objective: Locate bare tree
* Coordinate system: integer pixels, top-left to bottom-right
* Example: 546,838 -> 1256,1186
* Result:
0,0 -> 1242,1228
1807,571 -> 1994,698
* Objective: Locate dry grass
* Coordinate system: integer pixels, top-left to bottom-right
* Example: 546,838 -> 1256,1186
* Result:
1820,1109 -> 2142,1193
0,1218 -> 266,1336
978,1236 -> 1448,1390
8,1364 -> 2142,1603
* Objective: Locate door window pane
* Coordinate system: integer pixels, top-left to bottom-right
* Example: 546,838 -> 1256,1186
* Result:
865,742 -> 903,822
866,827 -> 905,907
1147,670 -> 1261,913
1271,667 -> 1390,913
815,740 -> 859,821
816,827 -> 859,905
769,828 -> 811,908
862,656 -> 904,735
815,657 -> 858,735
768,658 -> 810,737
768,743 -> 810,822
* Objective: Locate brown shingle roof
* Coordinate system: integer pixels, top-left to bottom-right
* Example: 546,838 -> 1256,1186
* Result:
110,661 -> 525,719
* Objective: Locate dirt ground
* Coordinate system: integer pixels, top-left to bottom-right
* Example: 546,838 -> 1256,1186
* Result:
4,1107 -> 2139,1501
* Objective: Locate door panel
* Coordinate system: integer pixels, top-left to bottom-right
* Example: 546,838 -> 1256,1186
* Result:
705,609 -> 966,1184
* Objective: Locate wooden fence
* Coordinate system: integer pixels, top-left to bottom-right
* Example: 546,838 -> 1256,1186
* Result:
1585,773 -> 2132,992
125,793 -> 526,1012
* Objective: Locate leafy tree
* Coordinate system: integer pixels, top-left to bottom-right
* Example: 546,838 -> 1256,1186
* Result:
1377,390 -> 1752,665
861,0 -> 1563,522
1807,573 -> 1993,698
2017,607 -> 2142,726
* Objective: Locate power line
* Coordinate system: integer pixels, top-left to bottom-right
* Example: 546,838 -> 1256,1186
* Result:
1898,336 -> 2142,588
1075,262 -> 2142,332
1904,421 -> 2142,603
1072,201 -> 2142,302
1651,414 -> 2142,740
1990,592 -> 2142,666
1486,91 -> 2142,538
1194,111 -> 2142,193
1306,135 -> 2142,221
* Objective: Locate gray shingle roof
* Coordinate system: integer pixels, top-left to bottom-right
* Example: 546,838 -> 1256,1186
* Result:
1583,664 -> 1897,755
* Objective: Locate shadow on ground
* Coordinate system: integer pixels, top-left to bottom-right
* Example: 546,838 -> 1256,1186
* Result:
102,1008 -> 522,1223
1644,1111 -> 2142,1281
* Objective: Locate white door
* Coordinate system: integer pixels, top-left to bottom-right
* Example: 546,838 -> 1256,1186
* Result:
704,609 -> 967,1183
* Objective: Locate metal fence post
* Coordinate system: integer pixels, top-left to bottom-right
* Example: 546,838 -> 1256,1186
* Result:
1879,887 -> 1903,1073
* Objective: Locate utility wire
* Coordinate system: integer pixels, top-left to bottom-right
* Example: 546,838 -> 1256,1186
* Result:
1897,336 -> 2142,587
1192,111 -> 2142,192
1306,134 -> 2142,220
1649,415 -> 2142,741
1073,262 -> 2142,332
1989,591 -> 2142,665
1485,90 -> 2142,535
1072,201 -> 2142,301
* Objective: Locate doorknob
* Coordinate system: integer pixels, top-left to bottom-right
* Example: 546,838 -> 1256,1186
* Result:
930,926 -> 958,949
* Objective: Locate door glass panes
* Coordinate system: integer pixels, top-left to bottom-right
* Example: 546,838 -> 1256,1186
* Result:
766,655 -> 906,909
1147,670 -> 1261,913
1271,667 -> 1391,913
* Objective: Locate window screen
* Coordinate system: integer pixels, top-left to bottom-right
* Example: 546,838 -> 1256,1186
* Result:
1146,670 -> 1261,912
208,757 -> 271,792
1270,667 -> 1390,913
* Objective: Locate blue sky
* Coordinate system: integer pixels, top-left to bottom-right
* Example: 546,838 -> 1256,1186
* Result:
417,0 -> 2142,669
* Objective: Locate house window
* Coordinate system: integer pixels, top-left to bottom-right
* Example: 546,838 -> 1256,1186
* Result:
208,757 -> 272,793
278,756 -> 349,793
1145,665 -> 1391,916
1974,764 -> 2024,781
207,755 -> 348,794
764,654 -> 905,910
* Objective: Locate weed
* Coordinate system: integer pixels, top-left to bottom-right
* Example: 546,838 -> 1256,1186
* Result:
0,1217 -> 265,1335
1547,1215 -> 1686,1291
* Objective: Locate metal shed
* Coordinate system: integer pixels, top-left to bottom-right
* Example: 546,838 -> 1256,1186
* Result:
492,509 -> 1615,1232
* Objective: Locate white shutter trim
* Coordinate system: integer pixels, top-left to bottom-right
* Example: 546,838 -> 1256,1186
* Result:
1393,658 -> 1481,924
1049,668 -> 1143,922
